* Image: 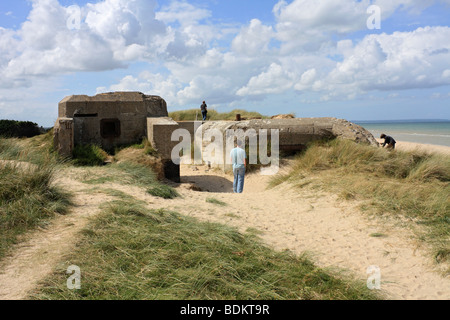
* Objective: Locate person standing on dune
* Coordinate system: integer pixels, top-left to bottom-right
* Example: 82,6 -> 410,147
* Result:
200,101 -> 208,121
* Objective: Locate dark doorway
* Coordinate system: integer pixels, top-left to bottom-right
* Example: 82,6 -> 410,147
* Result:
101,119 -> 121,139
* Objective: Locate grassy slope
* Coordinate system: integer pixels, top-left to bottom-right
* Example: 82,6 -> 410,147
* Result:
270,139 -> 450,270
32,200 -> 380,300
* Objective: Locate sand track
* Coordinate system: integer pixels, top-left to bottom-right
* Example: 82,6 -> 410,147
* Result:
163,165 -> 450,300
0,178 -> 112,300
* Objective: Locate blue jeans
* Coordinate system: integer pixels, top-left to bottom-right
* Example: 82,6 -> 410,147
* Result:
202,111 -> 207,121
233,167 -> 245,193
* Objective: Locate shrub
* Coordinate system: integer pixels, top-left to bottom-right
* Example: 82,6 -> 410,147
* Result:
0,120 -> 42,138
72,144 -> 108,166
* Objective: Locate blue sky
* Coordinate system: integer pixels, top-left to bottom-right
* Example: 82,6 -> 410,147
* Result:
1,0 -> 450,127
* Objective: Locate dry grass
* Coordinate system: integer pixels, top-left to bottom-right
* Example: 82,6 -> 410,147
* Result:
169,109 -> 268,121
270,139 -> 450,271
0,156 -> 71,259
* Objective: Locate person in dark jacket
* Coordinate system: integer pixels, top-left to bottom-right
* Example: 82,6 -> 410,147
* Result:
380,134 -> 396,149
200,101 -> 207,121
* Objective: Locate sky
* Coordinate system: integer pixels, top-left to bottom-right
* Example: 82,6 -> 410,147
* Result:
1,0 -> 450,127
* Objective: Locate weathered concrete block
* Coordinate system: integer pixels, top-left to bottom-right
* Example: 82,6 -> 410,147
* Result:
176,121 -> 200,144
53,118 -> 74,157
147,117 -> 181,183
147,117 -> 180,160
195,117 -> 379,171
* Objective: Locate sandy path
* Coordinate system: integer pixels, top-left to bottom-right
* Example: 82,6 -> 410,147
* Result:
0,176 -> 113,300
140,164 -> 449,300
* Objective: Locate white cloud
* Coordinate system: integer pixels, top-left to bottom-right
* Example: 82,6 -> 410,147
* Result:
2,0 -> 450,122
294,68 -> 318,91
273,0 -> 371,53
1,0 -> 164,83
87,0 -> 165,37
154,1 -> 217,61
103,23 -> 450,108
0,0 -> 226,93
155,1 -> 211,26
101,71 -> 183,106
274,0 -> 370,34
176,75 -> 236,105
0,27 -> 21,64
231,19 -> 274,56
373,0 -> 436,16
272,0 -> 439,53
295,26 -> 450,98
236,63 -> 294,96
443,69 -> 450,78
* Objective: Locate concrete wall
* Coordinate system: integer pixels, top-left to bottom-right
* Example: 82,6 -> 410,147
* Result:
53,118 -> 74,158
147,117 -> 181,183
195,118 -> 379,172
175,121 -> 199,143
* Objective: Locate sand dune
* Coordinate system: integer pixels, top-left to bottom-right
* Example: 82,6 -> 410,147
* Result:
157,157 -> 449,300
0,140 -> 448,300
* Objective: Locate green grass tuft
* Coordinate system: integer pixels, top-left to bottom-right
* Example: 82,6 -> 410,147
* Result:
32,201 -> 381,300
206,197 -> 227,206
147,185 -> 180,199
72,144 -> 109,166
0,162 -> 71,259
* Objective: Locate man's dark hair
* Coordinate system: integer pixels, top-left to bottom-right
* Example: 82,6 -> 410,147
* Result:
380,134 -> 386,139
234,139 -> 243,147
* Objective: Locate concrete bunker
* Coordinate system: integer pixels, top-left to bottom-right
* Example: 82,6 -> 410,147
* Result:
192,118 -> 379,172
53,92 -> 182,182
53,91 -> 379,183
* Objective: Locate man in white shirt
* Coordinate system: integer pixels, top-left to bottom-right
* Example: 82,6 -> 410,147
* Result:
230,140 -> 246,193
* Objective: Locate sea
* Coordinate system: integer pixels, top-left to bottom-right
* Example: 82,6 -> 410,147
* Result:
353,120 -> 450,147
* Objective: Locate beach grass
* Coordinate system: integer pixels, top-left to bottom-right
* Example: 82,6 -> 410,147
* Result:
72,144 -> 109,166
147,185 -> 180,199
0,161 -> 71,259
169,109 -> 268,121
0,134 -> 178,260
114,137 -> 158,157
31,200 -> 381,300
206,197 -> 228,206
0,131 -> 62,165
270,139 -> 450,269
0,135 -> 72,259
